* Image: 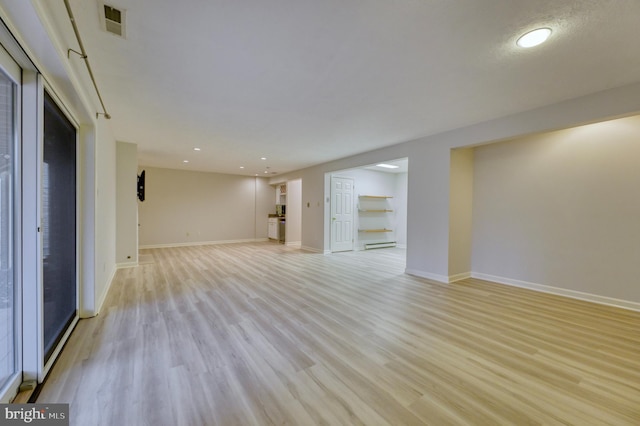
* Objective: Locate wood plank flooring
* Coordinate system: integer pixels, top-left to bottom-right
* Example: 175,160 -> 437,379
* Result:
37,242 -> 640,425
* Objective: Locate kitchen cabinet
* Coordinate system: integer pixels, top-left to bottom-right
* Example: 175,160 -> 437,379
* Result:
268,217 -> 279,240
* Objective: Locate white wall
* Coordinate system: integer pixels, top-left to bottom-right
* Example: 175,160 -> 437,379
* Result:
472,115 -> 640,304
254,177 -> 273,240
394,172 -> 408,248
78,124 -> 95,318
448,149 -> 474,279
78,120 -> 117,317
93,118 -> 117,313
115,141 -> 138,265
286,179 -> 302,245
138,167 -> 275,247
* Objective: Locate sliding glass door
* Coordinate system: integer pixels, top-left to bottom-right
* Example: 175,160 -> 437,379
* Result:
42,91 -> 77,362
0,31 -> 80,397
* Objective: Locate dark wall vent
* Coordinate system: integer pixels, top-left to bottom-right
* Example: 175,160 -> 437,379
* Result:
99,3 -> 126,38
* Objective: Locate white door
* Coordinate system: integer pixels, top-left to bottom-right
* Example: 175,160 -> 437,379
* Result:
330,176 -> 354,252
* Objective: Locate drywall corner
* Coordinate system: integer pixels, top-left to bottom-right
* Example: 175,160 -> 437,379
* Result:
448,148 -> 474,278
116,141 -> 138,264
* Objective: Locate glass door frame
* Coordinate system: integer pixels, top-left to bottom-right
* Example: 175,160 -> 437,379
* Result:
40,81 -> 80,379
0,42 -> 22,403
22,75 -> 80,385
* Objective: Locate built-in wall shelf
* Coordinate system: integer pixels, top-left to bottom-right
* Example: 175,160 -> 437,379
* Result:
358,194 -> 394,249
275,183 -> 287,205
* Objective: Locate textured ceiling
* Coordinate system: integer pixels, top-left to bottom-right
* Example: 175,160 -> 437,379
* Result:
38,0 -> 640,176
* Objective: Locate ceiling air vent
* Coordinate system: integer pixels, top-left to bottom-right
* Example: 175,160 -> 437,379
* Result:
99,2 -> 126,38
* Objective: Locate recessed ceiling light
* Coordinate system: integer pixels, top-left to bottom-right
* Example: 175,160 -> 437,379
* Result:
264,171 -> 269,174
240,166 -> 244,169
260,157 -> 267,160
517,28 -> 552,48
255,174 -> 259,176
376,163 -> 399,169
183,160 -> 189,163
193,147 -> 201,151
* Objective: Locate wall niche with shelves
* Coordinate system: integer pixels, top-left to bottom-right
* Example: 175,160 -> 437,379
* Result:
357,195 -> 396,249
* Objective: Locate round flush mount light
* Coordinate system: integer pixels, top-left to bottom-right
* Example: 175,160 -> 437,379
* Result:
183,160 -> 189,163
517,28 -> 552,48
193,147 -> 201,151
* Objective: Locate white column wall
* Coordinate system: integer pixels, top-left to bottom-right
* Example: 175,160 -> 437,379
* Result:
116,141 -> 138,265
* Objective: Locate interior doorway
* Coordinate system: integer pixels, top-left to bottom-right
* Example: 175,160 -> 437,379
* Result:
326,158 -> 408,259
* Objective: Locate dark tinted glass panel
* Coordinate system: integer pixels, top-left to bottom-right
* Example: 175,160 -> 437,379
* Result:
43,91 -> 76,361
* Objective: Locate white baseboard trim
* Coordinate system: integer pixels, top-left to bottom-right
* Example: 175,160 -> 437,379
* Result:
471,272 -> 640,312
449,272 -> 471,282
286,241 -> 302,247
405,268 -> 449,283
94,265 -> 118,316
396,244 -> 407,249
116,261 -> 138,269
139,238 -> 268,250
301,246 -> 323,253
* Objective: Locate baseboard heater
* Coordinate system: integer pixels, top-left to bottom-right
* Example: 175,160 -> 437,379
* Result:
364,241 -> 397,250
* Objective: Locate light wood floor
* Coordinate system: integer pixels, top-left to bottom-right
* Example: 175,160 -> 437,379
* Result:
37,243 -> 640,425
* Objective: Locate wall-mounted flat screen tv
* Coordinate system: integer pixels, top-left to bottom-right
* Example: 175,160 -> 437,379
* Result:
137,170 -> 145,202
